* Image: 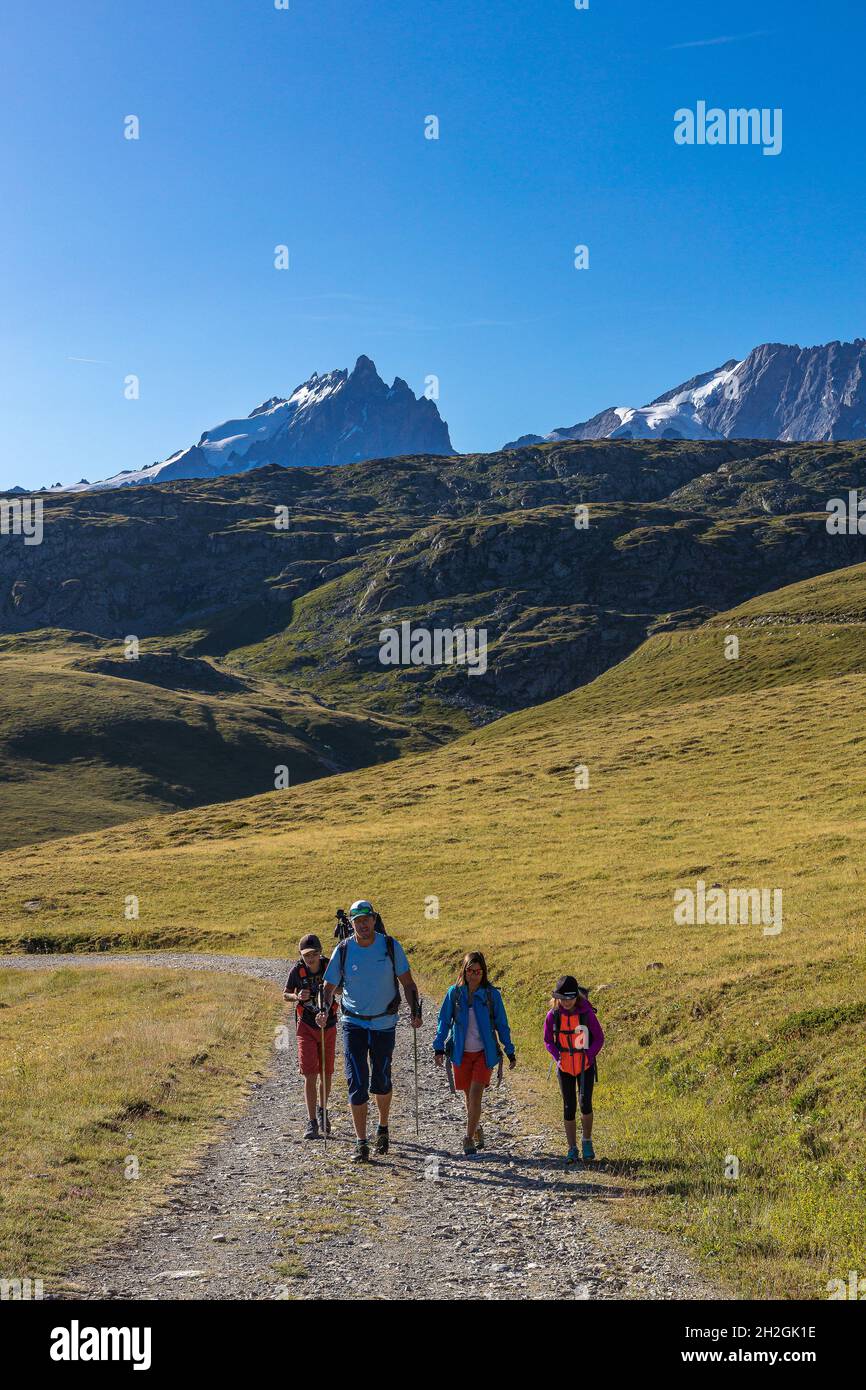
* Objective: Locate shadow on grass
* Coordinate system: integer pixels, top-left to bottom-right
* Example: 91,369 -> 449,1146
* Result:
602,1155 -> 694,1176
393,1140 -> 632,1199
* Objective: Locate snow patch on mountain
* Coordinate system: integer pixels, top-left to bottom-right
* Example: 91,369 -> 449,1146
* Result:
608,362 -> 744,439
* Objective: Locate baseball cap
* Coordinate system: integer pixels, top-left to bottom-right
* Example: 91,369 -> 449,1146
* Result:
554,974 -> 580,998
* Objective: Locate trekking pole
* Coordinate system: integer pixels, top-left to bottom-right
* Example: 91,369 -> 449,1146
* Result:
445,1054 -> 456,1095
318,986 -> 328,1152
411,989 -> 422,1138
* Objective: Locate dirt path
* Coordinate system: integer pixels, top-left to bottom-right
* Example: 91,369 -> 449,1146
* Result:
1,953 -> 723,1301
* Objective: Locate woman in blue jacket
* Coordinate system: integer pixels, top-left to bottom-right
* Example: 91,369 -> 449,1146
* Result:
433,951 -> 516,1154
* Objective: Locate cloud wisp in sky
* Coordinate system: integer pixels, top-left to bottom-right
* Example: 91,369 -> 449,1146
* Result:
666,31 -> 770,51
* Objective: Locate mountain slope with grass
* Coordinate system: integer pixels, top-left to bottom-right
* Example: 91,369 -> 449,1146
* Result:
1,562 -> 865,1296
0,635 -> 423,850
3,439 -> 866,843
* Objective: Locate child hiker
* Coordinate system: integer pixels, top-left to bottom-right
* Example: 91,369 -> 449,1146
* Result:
283,933 -> 338,1139
544,975 -> 604,1164
433,951 -> 516,1155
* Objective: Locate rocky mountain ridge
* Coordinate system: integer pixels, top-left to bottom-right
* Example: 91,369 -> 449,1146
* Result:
505,338 -> 866,446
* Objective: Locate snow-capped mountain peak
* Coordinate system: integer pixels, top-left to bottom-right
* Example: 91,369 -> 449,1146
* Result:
69,356 -> 452,492
503,339 -> 866,447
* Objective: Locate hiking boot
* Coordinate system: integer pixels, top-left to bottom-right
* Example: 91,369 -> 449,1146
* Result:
582,1139 -> 596,1162
462,1136 -> 477,1156
374,1125 -> 389,1155
565,1146 -> 581,1164
303,1118 -> 319,1140
317,1106 -> 332,1136
474,1126 -> 485,1151
351,1139 -> 370,1163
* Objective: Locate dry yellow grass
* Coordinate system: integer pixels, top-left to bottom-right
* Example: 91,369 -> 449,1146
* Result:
0,966 -> 279,1280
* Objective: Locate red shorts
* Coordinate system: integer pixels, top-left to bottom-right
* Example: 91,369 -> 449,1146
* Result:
297,1020 -> 336,1077
452,1050 -> 493,1091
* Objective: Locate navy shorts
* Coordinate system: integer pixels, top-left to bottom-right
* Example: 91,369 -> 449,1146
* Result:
342,1023 -> 396,1105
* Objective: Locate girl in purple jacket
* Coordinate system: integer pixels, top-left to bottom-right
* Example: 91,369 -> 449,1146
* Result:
544,974 -> 604,1164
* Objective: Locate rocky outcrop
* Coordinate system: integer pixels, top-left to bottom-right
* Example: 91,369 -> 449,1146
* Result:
697,340 -> 866,441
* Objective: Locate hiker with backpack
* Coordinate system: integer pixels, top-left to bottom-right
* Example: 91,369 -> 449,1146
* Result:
283,933 -> 339,1140
432,951 -> 516,1155
544,975 -> 604,1164
319,899 -> 421,1163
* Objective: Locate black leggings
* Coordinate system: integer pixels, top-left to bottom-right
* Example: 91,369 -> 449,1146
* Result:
558,1065 -> 595,1121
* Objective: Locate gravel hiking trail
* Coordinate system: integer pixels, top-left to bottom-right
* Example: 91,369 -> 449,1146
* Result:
1,952 -> 724,1302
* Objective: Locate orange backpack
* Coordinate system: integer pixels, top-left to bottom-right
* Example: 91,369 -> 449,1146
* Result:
553,1006 -> 591,1076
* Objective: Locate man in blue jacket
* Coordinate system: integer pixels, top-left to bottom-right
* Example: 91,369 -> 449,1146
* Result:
320,900 -> 421,1163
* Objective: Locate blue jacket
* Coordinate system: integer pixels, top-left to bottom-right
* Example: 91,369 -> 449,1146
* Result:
432,983 -> 515,1068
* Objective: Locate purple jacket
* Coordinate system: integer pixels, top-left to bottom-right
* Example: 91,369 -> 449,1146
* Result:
544,998 -> 604,1068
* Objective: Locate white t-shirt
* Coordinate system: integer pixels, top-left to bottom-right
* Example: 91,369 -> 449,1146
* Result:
464,995 -> 484,1052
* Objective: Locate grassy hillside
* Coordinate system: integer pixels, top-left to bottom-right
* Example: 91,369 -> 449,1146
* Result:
0,634 -> 424,850
5,448 -> 866,740
4,449 -> 866,856
223,503 -> 866,722
717,556 -> 866,622
0,966 -> 279,1279
2,563 -> 866,1296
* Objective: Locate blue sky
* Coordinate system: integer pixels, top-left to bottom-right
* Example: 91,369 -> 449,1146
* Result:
2,0 -> 864,489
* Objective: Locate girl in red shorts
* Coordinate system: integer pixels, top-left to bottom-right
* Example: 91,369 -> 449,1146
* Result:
283,933 -> 338,1139
433,951 -> 516,1154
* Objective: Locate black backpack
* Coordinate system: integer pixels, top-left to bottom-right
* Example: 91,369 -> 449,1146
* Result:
334,933 -> 401,1021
